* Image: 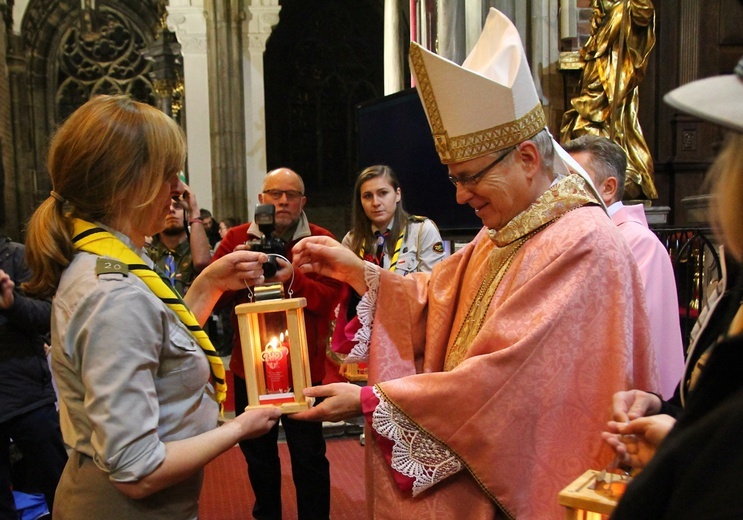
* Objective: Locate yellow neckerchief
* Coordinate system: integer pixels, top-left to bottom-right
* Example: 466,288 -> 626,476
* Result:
359,228 -> 405,272
72,219 -> 227,410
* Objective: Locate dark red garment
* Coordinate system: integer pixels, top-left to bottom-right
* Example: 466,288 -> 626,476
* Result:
211,222 -> 343,382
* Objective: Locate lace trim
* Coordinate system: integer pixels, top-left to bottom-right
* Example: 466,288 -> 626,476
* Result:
372,386 -> 463,496
346,262 -> 381,363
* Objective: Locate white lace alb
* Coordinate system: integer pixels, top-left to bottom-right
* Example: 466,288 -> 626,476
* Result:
345,262 -> 381,363
372,386 -> 463,495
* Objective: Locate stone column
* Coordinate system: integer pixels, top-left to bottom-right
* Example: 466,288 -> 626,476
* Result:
384,0 -> 404,94
529,0 -> 564,131
167,1 -> 214,212
0,1 -> 18,235
205,0 -> 248,222
464,0 -> 482,56
436,0 -> 465,62
678,0 -> 700,84
243,0 -> 279,221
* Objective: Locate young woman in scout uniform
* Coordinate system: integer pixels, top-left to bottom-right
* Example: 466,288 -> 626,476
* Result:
330,164 -> 446,363
343,164 -> 445,275
23,95 -> 281,519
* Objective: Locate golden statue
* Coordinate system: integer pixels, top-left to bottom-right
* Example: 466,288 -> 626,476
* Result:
561,0 -> 657,200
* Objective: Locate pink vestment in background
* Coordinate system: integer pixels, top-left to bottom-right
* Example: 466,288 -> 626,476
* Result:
612,203 -> 684,398
361,178 -> 659,519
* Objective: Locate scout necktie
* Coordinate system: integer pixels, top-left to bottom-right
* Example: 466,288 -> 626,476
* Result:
71,219 -> 227,410
374,230 -> 387,265
361,229 -> 404,272
164,252 -> 177,287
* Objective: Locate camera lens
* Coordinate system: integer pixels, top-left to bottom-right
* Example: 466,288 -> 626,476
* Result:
262,257 -> 279,278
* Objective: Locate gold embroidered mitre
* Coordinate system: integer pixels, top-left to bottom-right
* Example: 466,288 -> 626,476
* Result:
409,8 -> 546,164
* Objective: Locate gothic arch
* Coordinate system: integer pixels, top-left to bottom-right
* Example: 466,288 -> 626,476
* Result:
21,1 -> 161,132
11,1 -> 165,231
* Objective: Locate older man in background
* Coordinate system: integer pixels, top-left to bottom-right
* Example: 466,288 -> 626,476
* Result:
565,134 -> 684,399
212,168 -> 342,520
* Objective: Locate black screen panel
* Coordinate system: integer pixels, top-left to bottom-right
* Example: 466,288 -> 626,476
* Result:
356,88 -> 481,233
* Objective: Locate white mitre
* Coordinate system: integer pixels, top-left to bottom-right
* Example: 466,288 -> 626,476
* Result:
409,8 -> 545,164
409,8 -> 606,208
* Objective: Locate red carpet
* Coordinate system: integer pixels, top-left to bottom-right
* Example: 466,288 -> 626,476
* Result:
199,438 -> 366,519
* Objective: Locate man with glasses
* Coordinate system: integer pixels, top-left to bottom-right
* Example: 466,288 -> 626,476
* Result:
289,9 -> 658,520
212,167 -> 341,520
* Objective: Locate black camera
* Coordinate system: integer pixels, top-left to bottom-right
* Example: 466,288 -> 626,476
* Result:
246,204 -> 287,278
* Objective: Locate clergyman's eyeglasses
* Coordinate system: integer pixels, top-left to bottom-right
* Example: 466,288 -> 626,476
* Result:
448,146 -> 516,188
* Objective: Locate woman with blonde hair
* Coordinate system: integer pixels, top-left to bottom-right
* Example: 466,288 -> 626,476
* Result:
604,57 -> 743,518
23,95 -> 280,519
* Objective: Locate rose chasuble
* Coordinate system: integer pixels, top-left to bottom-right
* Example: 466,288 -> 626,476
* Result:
354,175 -> 658,519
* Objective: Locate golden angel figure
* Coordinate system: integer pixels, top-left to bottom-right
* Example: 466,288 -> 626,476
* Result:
561,0 -> 657,200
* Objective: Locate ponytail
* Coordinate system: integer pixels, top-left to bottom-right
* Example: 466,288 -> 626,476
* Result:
22,196 -> 75,298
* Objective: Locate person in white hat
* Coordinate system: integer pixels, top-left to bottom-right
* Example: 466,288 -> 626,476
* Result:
602,55 -> 743,519
291,8 -> 658,519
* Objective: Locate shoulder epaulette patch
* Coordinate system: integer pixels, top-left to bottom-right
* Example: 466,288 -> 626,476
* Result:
95,257 -> 129,276
433,242 -> 444,253
409,215 -> 428,223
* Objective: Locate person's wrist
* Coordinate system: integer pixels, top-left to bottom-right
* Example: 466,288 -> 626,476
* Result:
350,260 -> 370,295
648,392 -> 664,414
189,217 -> 204,225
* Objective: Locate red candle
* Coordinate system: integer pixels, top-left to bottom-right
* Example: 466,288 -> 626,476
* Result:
280,331 -> 293,383
262,337 -> 291,393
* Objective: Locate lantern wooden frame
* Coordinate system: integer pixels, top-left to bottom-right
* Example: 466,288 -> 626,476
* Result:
558,470 -> 619,520
235,297 -> 313,413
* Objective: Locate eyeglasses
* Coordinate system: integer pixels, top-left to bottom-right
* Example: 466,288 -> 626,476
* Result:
448,146 -> 516,188
262,189 -> 304,201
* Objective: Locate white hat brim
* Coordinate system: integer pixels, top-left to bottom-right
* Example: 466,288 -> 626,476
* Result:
664,74 -> 743,133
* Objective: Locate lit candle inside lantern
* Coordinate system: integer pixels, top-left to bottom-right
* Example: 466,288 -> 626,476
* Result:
262,336 -> 291,393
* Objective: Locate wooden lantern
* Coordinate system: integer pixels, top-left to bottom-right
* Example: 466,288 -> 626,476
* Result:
234,296 -> 313,413
343,362 -> 368,382
558,470 -> 621,520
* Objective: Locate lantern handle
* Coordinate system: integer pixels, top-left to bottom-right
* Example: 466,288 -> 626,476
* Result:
244,253 -> 296,301
272,254 -> 295,297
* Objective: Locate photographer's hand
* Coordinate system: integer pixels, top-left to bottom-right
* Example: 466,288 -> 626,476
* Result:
177,184 -> 210,272
266,256 -> 293,284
